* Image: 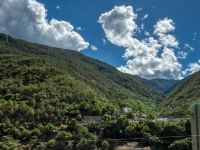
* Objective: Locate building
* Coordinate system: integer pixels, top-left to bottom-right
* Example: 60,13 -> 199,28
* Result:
80,116 -> 103,125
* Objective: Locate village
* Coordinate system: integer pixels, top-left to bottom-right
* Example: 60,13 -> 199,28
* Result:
78,106 -> 193,150
79,107 -> 148,125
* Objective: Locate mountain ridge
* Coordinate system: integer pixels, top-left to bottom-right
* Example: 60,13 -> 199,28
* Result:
0,33 -> 165,110
141,78 -> 181,95
161,71 -> 200,114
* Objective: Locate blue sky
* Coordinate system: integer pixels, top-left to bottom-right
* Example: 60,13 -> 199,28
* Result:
0,0 -> 199,79
39,0 -> 200,79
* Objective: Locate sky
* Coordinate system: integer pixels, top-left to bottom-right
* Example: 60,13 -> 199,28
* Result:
0,0 -> 200,80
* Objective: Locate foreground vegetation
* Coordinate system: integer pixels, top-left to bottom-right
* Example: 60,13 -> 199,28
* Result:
0,115 -> 192,149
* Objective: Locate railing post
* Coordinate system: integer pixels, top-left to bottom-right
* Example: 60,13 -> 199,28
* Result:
192,104 -> 200,150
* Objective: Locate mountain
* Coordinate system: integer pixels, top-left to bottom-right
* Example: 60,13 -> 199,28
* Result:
141,78 -> 181,95
0,33 -> 165,114
0,34 -> 190,149
161,71 -> 200,114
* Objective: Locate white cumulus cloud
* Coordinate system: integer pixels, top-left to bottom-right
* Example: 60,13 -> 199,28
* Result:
154,18 -> 179,48
0,0 -> 89,51
99,6 -> 182,80
154,18 -> 175,36
98,6 -> 137,48
182,59 -> 200,76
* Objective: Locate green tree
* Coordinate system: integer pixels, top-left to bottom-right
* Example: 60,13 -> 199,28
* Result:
168,138 -> 192,150
101,140 -> 109,150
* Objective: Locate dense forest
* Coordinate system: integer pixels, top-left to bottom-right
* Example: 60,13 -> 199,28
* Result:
0,34 -> 193,149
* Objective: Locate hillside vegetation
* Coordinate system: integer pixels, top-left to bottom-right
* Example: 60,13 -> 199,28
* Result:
161,71 -> 200,115
0,34 -> 192,150
0,33 -> 168,127
0,34 -> 165,105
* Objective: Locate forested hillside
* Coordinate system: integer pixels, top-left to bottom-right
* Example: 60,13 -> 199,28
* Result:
161,71 -> 200,115
0,34 -> 173,149
0,34 -> 165,104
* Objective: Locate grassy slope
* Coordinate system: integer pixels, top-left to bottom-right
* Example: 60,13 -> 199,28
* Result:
161,71 -> 200,112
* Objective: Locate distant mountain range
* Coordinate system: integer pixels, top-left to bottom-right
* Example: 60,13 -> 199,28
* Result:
141,78 -> 181,95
